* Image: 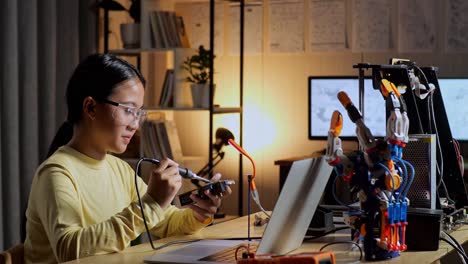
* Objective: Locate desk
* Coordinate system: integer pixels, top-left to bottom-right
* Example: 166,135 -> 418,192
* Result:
64,213 -> 468,264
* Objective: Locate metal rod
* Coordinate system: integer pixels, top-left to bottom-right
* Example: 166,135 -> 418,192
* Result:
104,9 -> 109,53
209,0 -> 215,180
239,0 -> 245,216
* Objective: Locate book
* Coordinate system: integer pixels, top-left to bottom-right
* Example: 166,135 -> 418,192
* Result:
162,11 -> 178,47
160,69 -> 174,107
149,11 -> 163,49
159,69 -> 172,106
156,11 -> 170,48
175,14 -> 190,48
164,120 -> 184,162
157,121 -> 173,159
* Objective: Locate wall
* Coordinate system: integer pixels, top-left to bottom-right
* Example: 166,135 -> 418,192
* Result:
107,0 -> 468,216
174,0 -> 468,215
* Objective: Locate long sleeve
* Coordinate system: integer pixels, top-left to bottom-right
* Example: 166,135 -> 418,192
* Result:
133,173 -> 210,238
24,146 -> 211,264
32,166 -> 166,262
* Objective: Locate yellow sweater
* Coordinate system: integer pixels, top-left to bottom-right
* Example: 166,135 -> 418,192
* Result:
24,146 -> 208,263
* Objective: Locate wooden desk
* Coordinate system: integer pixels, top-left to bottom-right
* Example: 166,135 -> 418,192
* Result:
64,213 -> 468,264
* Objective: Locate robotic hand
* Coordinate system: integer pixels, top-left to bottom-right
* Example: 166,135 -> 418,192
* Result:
380,79 -> 409,151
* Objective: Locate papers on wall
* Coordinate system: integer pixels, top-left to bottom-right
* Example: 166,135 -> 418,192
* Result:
189,2 -> 224,55
445,0 -> 468,53
269,0 -> 304,53
229,3 -> 263,55
398,0 -> 436,53
308,0 -> 346,51
352,0 -> 391,52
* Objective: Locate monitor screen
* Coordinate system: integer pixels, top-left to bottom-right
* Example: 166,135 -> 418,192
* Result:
308,76 -> 386,139
438,78 -> 468,141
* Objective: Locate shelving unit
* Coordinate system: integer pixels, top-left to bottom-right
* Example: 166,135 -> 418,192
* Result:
105,0 -> 245,216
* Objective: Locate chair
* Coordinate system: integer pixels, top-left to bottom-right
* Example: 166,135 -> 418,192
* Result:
0,244 -> 24,264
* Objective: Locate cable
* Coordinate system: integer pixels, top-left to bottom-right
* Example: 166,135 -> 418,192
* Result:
442,231 -> 466,255
378,162 -> 396,200
135,158 -> 156,250
429,93 -> 445,190
441,179 -> 456,206
440,237 -> 468,263
427,91 -> 454,204
413,65 -> 431,88
392,157 -> 408,201
331,170 -> 362,212
319,241 -> 363,261
303,226 -> 351,241
400,159 -> 415,197
453,138 -> 464,176
444,235 -> 467,264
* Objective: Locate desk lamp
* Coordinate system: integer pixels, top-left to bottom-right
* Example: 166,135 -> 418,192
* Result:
192,127 -> 235,187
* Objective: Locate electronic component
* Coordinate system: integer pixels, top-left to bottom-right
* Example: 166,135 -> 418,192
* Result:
405,207 -> 443,251
179,180 -> 235,206
442,207 -> 468,232
236,251 -> 336,264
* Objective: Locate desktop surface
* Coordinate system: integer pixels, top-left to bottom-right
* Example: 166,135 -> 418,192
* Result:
63,213 -> 468,264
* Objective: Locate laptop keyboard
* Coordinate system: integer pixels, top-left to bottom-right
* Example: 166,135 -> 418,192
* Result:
198,243 -> 258,263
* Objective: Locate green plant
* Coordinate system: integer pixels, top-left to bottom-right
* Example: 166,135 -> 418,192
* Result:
128,0 -> 140,23
182,45 -> 214,84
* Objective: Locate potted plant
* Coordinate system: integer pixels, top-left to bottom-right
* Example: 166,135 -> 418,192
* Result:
182,45 -> 214,108
120,0 -> 140,49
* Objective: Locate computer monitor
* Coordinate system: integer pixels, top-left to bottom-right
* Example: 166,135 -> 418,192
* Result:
437,78 -> 468,141
308,76 -> 386,140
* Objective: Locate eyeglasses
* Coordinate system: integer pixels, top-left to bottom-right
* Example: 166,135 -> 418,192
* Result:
100,98 -> 147,126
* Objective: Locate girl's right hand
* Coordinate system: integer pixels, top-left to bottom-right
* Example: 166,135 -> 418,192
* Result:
146,158 -> 182,209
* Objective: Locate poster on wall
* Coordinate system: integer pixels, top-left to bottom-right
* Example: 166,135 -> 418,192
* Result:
445,0 -> 468,53
351,0 -> 392,52
269,0 -> 304,53
229,3 -> 263,55
189,2 -> 224,55
398,0 -> 436,53
308,0 -> 346,51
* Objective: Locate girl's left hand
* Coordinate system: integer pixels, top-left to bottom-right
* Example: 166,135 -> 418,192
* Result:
188,173 -> 232,222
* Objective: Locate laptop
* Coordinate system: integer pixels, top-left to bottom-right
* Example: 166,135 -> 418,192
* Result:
144,155 -> 332,264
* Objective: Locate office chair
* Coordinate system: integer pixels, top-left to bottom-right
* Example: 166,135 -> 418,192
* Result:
0,243 -> 24,264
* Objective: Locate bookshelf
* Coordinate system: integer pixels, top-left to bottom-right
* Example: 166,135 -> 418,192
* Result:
104,0 -> 245,215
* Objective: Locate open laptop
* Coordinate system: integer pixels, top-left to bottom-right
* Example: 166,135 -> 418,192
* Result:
144,155 -> 332,264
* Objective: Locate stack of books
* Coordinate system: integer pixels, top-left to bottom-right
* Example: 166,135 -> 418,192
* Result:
149,11 -> 190,49
141,112 -> 183,161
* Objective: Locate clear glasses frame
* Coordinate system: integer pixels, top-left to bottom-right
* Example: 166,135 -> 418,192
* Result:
100,98 -> 147,126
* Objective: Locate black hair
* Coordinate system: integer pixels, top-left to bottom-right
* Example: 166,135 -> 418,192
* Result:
46,53 -> 145,158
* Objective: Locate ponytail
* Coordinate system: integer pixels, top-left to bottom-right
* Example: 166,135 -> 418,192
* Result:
46,121 -> 74,158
